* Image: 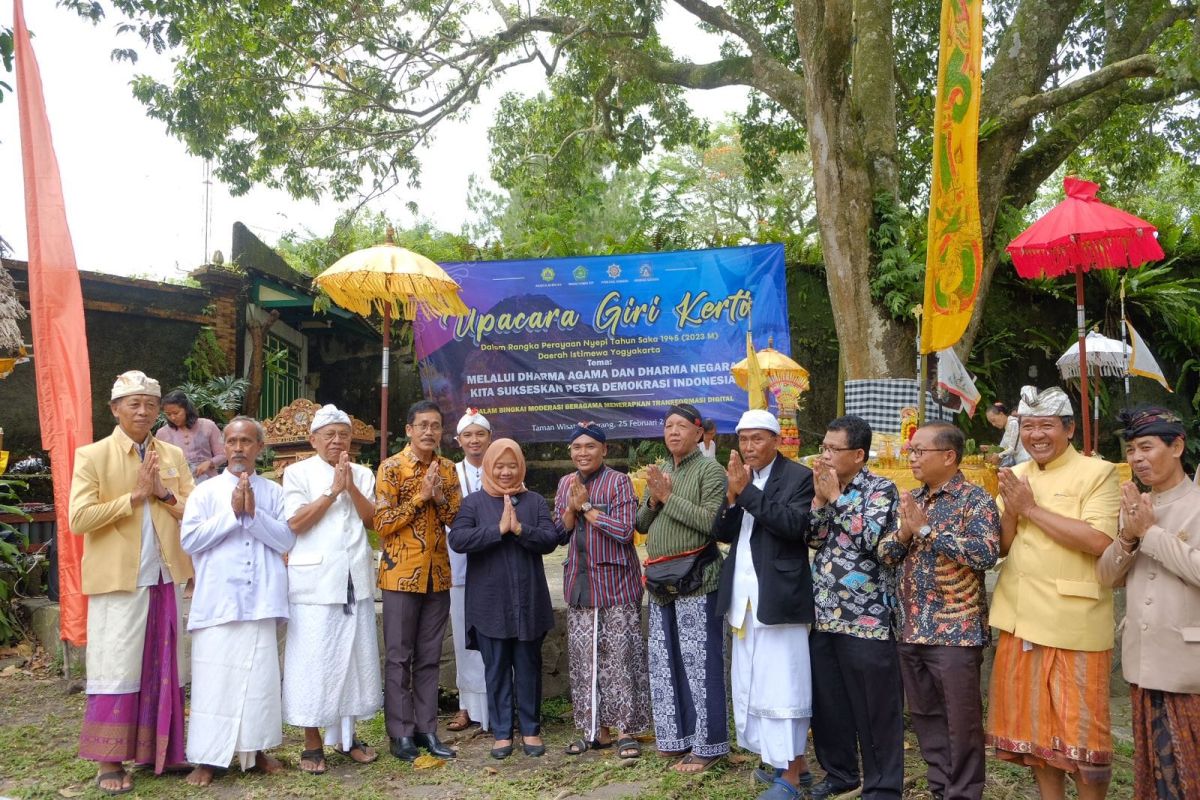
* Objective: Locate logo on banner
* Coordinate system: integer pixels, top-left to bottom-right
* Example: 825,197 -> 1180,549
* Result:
607,263 -> 622,279
639,263 -> 653,279
541,267 -> 556,282
573,266 -> 588,282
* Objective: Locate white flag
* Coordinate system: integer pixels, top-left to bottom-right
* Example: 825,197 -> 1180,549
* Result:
1126,321 -> 1171,391
936,347 -> 981,416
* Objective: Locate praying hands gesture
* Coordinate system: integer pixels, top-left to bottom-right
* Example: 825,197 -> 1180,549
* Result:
498,494 -> 522,536
997,469 -> 1036,517
568,478 -> 589,512
811,461 -> 841,509
726,451 -> 750,505
419,462 -> 445,505
231,471 -> 256,517
330,452 -> 351,497
897,492 -> 929,543
645,464 -> 673,506
1120,480 -> 1155,541
131,450 -> 161,505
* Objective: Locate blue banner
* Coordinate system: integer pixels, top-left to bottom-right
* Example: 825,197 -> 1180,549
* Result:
415,245 -> 790,442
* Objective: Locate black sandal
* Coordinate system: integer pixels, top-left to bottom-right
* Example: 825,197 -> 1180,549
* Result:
95,770 -> 132,796
616,737 -> 641,759
335,738 -> 378,765
565,738 -> 591,755
299,747 -> 327,775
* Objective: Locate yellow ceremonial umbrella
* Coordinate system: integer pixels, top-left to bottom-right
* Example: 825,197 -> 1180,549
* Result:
313,229 -> 468,458
730,337 -> 810,391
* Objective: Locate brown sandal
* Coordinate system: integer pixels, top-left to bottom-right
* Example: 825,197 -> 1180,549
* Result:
672,752 -> 722,774
446,709 -> 473,731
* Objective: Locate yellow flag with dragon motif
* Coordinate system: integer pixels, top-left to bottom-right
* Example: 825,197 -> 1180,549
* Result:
920,0 -> 984,354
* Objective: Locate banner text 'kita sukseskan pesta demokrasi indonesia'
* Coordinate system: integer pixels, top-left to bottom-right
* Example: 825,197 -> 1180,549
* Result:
413,244 -> 790,443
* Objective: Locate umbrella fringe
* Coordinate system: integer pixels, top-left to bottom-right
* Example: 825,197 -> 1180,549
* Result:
316,273 -> 470,319
1011,234 -> 1162,278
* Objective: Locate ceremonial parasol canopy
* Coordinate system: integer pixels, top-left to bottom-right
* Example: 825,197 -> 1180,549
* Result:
730,337 -> 810,391
1006,176 -> 1164,454
313,228 -> 468,458
1055,331 -> 1130,380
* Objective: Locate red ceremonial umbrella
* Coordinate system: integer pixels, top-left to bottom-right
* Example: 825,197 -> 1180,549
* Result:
1006,176 -> 1163,454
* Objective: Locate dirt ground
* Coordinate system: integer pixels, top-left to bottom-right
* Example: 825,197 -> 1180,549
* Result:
0,654 -> 1134,800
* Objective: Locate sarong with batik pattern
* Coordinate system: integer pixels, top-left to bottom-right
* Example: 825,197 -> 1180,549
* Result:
78,580 -> 185,772
986,631 -> 1112,784
646,591 -> 728,758
1131,684 -> 1200,800
566,603 -> 650,739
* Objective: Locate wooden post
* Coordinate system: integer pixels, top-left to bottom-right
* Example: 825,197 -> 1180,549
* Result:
380,301 -> 391,460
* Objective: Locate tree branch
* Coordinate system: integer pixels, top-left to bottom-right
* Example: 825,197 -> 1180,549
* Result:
994,53 -> 1161,131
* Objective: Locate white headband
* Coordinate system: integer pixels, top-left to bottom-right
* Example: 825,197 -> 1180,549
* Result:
735,409 -> 781,435
1016,385 -> 1073,417
111,370 -> 161,401
310,403 -> 352,433
456,409 -> 491,435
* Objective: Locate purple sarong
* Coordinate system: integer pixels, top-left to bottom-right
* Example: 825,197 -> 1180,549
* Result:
78,580 -> 185,772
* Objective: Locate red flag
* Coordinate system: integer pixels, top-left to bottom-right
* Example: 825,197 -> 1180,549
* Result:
15,0 -> 94,646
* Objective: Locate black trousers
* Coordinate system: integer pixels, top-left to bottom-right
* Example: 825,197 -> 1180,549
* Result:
898,643 -> 985,800
381,588 -> 450,738
476,632 -> 545,740
810,630 -> 905,799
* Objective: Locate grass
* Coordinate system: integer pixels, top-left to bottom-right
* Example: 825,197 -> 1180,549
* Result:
0,668 -> 1135,799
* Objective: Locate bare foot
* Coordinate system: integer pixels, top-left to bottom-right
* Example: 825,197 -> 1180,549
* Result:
345,743 -> 377,763
185,765 -> 214,787
255,751 -> 284,775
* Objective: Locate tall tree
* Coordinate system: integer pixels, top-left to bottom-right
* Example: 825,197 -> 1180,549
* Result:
94,0 -> 1199,378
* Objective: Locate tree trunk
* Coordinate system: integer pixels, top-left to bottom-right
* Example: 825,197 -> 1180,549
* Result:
793,0 -> 914,380
241,308 -> 280,417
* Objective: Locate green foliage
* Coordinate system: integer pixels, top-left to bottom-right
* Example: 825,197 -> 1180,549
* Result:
183,327 -> 229,383
278,211 -> 478,277
175,375 -> 249,424
0,477 -> 31,645
627,439 -> 667,469
868,193 -> 925,320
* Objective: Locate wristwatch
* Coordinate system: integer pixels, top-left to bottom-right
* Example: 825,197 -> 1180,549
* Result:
156,490 -> 176,506
323,488 -> 335,498
918,524 -> 933,539
580,501 -> 594,514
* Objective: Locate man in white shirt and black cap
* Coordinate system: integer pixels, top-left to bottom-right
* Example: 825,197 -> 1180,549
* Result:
712,409 -> 816,800
446,408 -> 492,733
281,404 -> 383,774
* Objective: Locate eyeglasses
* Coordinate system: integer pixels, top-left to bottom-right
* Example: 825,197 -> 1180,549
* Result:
410,422 -> 442,433
908,447 -> 952,458
817,444 -> 856,454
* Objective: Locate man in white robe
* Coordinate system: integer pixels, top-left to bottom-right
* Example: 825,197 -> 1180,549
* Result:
712,410 -> 816,800
181,416 -> 295,786
446,408 -> 491,733
282,404 -> 383,773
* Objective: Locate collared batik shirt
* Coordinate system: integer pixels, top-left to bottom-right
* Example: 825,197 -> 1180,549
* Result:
877,472 -> 1000,647
807,467 -> 899,640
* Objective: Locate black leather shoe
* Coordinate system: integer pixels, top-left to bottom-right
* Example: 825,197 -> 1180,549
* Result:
389,736 -> 419,761
810,778 -> 859,799
413,731 -> 456,759
522,742 -> 546,757
490,743 -> 513,760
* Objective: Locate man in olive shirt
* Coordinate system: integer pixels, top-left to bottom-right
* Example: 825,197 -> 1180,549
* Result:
636,403 -> 728,773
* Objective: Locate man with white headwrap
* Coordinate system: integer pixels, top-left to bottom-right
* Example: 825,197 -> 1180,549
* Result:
986,386 -> 1120,800
282,405 -> 383,773
446,408 -> 492,732
712,410 -> 816,800
71,370 -> 194,794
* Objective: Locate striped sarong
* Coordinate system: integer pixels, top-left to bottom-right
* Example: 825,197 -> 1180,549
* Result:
1131,685 -> 1200,800
985,631 -> 1112,784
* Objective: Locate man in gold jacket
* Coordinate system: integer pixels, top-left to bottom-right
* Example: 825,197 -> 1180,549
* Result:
986,386 -> 1119,800
374,399 -> 461,762
69,370 -> 195,794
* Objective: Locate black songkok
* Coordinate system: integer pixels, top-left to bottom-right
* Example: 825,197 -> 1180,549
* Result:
1118,405 -> 1186,441
666,403 -> 703,428
569,421 -> 606,444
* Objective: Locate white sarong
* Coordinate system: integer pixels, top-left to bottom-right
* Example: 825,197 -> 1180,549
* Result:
187,618 -> 283,769
282,598 -> 383,749
449,584 -> 489,730
731,607 -> 812,769
85,584 -> 187,694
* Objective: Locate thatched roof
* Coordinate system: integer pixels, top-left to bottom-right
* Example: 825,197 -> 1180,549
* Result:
0,264 -> 28,354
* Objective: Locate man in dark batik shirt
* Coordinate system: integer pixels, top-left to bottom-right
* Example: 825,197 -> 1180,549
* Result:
879,422 -> 999,800
806,415 -> 903,800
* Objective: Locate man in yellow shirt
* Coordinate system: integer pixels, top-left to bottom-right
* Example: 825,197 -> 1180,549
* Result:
70,370 -> 194,795
986,386 -> 1120,800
